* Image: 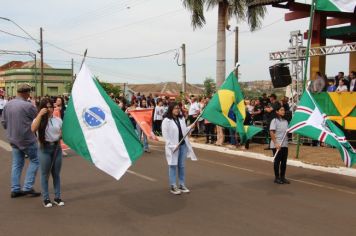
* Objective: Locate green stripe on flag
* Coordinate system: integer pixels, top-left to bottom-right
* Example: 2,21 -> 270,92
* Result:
317,0 -> 340,12
62,95 -> 92,162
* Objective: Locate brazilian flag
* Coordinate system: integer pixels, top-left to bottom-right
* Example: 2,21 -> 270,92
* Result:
202,72 -> 262,143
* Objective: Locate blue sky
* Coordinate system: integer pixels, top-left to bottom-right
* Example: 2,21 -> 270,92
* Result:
0,0 -> 349,84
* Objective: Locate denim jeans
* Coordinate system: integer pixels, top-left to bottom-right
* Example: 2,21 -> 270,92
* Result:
39,144 -> 62,200
136,124 -> 149,151
229,128 -> 237,145
169,143 -> 188,186
11,142 -> 39,192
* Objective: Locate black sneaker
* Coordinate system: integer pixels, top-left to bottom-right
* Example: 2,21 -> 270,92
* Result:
23,188 -> 41,197
43,199 -> 53,208
53,198 -> 65,206
170,186 -> 181,195
274,178 -> 283,184
10,191 -> 26,198
179,185 -> 190,193
281,178 -> 290,184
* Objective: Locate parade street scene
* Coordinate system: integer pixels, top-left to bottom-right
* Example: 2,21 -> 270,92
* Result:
0,0 -> 355,235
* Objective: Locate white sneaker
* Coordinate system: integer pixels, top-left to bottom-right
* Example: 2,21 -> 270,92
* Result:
170,186 -> 181,195
54,198 -> 65,206
43,199 -> 53,208
179,185 -> 190,193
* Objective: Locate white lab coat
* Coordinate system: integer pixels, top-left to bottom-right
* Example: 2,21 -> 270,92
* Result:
161,117 -> 197,165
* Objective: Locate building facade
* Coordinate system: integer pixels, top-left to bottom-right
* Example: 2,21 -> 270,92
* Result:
0,61 -> 72,97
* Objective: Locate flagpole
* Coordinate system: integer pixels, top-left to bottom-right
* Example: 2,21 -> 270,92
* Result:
79,49 -> 88,71
173,110 -> 205,153
296,0 -> 317,159
272,131 -> 288,160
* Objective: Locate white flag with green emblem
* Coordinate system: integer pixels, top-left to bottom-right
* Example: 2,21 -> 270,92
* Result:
288,90 -> 356,167
62,63 -> 143,180
316,0 -> 355,13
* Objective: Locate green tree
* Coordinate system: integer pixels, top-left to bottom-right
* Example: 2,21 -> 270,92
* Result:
64,76 -> 121,97
203,77 -> 216,97
182,0 -> 266,87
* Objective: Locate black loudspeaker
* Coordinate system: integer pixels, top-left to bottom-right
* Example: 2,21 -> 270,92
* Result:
269,63 -> 292,88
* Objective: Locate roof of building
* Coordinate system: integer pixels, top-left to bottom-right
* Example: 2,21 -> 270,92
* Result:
114,82 -> 204,96
0,60 -> 52,71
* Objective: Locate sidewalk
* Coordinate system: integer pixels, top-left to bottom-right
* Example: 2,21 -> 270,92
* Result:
156,137 -> 356,178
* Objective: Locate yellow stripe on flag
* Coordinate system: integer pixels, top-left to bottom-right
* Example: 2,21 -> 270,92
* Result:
237,100 -> 246,119
328,93 -> 356,118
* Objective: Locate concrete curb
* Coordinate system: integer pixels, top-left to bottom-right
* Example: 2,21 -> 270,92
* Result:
157,137 -> 356,178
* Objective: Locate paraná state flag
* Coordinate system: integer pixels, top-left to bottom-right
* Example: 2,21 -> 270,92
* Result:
202,72 -> 262,143
62,64 -> 143,180
288,90 -> 356,167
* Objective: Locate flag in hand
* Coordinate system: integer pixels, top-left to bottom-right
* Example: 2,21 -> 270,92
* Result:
62,64 -> 143,180
202,72 -> 262,143
288,90 -> 356,167
128,108 -> 158,140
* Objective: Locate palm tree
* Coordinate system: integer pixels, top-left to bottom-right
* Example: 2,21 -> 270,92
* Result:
182,0 -> 266,87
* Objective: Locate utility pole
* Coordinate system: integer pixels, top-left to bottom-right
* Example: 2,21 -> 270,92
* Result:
181,43 -> 186,94
40,27 -> 44,97
234,26 -> 239,76
71,58 -> 74,81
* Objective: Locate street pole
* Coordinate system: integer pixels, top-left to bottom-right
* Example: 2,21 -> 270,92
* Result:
234,26 -> 239,77
34,54 -> 37,97
40,27 -> 44,97
181,43 -> 186,94
71,58 -> 74,81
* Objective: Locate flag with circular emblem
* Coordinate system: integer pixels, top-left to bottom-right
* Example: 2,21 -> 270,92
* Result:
62,63 -> 143,180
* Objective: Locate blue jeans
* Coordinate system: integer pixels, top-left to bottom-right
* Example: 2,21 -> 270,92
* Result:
39,144 -> 62,200
11,143 -> 39,192
136,124 -> 149,151
169,143 -> 188,186
229,128 -> 237,145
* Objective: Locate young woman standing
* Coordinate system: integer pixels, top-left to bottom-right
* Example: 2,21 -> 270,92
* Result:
32,98 -> 64,207
162,102 -> 197,195
269,103 -> 290,184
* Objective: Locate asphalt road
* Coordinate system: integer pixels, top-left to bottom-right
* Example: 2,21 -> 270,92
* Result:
0,128 -> 355,236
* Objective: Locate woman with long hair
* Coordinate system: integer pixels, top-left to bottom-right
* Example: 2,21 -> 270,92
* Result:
54,96 -> 69,156
162,102 -> 197,195
269,103 -> 289,184
31,98 -> 64,207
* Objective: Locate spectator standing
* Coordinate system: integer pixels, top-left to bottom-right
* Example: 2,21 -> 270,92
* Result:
136,98 -> 150,152
1,84 -> 41,198
188,97 -> 200,137
154,100 -> 165,135
311,72 -> 326,93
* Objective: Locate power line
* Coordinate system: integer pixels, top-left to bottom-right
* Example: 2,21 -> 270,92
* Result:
0,28 -> 179,60
188,17 -> 284,56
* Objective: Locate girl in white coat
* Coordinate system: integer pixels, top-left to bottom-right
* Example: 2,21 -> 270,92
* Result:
162,102 -> 197,195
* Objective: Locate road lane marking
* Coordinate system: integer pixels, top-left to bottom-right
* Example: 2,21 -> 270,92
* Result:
0,140 -> 12,152
127,170 -> 157,182
151,143 -> 356,195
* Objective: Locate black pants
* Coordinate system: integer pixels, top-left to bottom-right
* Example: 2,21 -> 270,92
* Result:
272,147 -> 288,179
154,120 -> 162,135
205,123 -> 214,142
188,115 -> 198,137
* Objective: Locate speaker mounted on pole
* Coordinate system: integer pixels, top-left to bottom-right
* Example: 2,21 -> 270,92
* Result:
269,63 -> 292,88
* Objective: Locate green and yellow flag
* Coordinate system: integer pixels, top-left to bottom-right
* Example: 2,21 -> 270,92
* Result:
202,72 -> 262,143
